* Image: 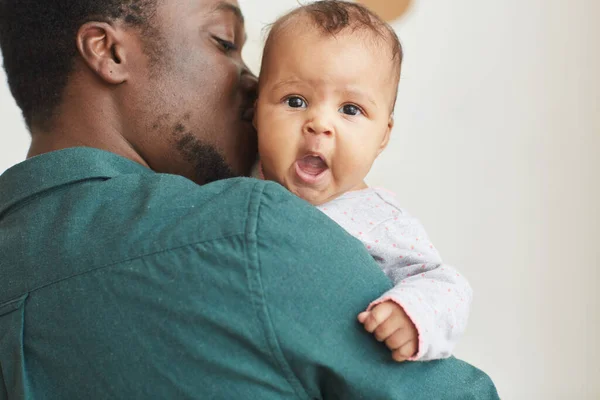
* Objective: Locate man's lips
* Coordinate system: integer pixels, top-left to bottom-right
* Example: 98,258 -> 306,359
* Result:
241,106 -> 254,122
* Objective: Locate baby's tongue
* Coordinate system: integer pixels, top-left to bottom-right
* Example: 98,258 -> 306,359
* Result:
298,155 -> 327,175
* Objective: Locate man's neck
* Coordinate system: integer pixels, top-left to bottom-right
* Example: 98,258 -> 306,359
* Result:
27,102 -> 149,169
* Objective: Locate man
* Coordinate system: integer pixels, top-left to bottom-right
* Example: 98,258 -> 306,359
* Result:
0,0 -> 498,398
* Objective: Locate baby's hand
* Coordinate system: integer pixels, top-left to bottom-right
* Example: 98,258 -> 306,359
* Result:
358,301 -> 418,362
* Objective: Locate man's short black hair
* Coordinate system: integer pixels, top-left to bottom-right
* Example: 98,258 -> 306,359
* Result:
0,0 -> 157,128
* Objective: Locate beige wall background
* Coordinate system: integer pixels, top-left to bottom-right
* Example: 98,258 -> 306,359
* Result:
1,0 -> 599,398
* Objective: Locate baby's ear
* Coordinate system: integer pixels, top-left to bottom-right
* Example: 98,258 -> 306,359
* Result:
377,115 -> 394,155
387,114 -> 395,131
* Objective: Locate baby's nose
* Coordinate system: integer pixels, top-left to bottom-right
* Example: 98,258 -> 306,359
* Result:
303,116 -> 333,136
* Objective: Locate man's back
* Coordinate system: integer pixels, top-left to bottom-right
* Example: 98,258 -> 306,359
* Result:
0,148 -> 498,399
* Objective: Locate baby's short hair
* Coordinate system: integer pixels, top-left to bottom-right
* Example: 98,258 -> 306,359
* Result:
262,0 -> 403,109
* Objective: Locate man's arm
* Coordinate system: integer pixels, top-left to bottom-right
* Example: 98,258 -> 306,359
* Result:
252,183 -> 498,399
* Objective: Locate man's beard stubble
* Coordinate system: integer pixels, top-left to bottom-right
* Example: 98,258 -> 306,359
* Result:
175,132 -> 236,185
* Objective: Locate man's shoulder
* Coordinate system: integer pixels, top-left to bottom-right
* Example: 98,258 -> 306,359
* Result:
252,181 -> 370,264
0,174 -> 292,302
102,174 -> 276,245
70,173 -> 339,264
124,174 -> 323,236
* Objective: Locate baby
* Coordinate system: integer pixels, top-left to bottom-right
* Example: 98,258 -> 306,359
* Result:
254,0 -> 471,362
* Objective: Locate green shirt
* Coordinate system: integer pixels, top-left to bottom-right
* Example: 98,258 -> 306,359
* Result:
0,147 -> 498,399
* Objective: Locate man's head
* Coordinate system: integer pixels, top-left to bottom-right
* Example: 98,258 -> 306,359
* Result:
0,0 -> 258,184
254,0 -> 403,205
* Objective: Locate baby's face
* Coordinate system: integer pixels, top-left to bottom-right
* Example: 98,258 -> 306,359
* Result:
254,26 -> 395,205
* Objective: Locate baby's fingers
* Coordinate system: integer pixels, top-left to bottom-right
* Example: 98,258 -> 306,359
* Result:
357,312 -> 369,324
360,304 -> 394,333
392,340 -> 418,362
384,327 -> 412,349
373,313 -> 407,342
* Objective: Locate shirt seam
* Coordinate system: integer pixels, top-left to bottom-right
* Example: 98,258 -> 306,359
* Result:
1,232 -> 246,305
0,177 -> 110,220
245,183 -> 311,400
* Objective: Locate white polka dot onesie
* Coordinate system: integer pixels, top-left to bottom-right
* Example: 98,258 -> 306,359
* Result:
318,187 -> 472,361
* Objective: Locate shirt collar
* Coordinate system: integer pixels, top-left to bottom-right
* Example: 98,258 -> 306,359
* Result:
0,147 -> 153,216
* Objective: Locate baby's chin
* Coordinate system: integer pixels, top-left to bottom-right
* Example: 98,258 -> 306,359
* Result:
294,179 -> 370,206
289,185 -> 338,206
258,161 -> 348,205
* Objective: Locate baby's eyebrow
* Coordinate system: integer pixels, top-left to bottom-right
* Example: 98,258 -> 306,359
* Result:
270,78 -> 304,91
341,88 -> 378,107
275,79 -> 297,87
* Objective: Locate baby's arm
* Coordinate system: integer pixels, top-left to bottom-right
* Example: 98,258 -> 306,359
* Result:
359,211 -> 472,361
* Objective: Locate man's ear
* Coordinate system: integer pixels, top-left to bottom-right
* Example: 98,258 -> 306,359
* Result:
76,22 -> 129,84
377,115 -> 394,155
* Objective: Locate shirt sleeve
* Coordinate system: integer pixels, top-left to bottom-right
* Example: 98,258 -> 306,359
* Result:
252,183 -> 497,400
365,210 -> 473,361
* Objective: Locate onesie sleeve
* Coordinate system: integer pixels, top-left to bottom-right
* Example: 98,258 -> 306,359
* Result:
363,201 -> 472,361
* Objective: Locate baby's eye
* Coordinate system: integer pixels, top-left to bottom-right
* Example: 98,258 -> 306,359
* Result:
286,96 -> 307,108
340,104 -> 362,116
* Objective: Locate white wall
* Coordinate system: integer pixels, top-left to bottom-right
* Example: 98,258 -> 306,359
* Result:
372,2 -> 599,399
2,1 -> 599,398
0,66 -> 29,168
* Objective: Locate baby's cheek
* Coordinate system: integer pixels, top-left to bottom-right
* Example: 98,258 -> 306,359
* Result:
333,146 -> 374,183
259,143 -> 289,181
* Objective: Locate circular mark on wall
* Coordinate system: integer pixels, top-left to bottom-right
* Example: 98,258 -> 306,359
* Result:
356,0 -> 412,22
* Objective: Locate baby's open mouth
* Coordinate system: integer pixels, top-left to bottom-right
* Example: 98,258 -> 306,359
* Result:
295,154 -> 330,186
297,154 -> 328,176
